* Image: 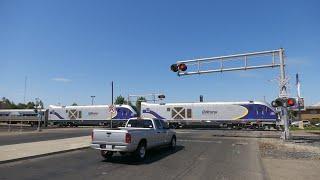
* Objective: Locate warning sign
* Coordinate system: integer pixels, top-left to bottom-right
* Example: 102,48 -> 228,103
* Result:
109,105 -> 116,114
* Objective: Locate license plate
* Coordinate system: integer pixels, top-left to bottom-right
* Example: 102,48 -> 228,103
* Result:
100,144 -> 112,149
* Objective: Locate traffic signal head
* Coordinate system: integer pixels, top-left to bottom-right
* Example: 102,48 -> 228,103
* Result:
170,64 -> 179,72
178,63 -> 187,71
271,97 -> 296,107
286,98 -> 296,107
271,98 -> 284,107
158,94 -> 165,99
170,63 -> 187,72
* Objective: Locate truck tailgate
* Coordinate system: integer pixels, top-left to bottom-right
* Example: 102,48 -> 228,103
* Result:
92,129 -> 128,144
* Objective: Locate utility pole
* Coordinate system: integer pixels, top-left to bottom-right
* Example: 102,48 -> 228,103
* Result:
24,76 -> 27,103
110,81 -> 114,128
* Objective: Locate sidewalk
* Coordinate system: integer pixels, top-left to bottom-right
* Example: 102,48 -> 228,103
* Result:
0,136 -> 91,163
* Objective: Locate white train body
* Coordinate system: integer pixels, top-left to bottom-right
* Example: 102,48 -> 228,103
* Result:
48,105 -> 137,125
141,101 -> 278,126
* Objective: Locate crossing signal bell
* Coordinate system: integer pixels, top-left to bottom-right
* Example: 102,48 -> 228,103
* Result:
170,63 -> 187,72
271,98 -> 296,107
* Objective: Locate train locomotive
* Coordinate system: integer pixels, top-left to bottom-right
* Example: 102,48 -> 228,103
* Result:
141,101 -> 279,129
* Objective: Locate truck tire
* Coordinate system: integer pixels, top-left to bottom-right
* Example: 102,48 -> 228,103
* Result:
135,142 -> 146,161
170,136 -> 176,150
100,150 -> 113,159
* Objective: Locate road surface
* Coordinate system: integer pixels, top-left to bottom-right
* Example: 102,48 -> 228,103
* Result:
0,130 -> 267,180
0,127 -> 92,146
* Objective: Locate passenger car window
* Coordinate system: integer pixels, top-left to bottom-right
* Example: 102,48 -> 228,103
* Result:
154,119 -> 163,129
127,120 -> 153,128
160,120 -> 169,129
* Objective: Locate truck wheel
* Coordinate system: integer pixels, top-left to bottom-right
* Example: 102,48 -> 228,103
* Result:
135,142 -> 146,161
100,150 -> 113,159
170,136 -> 176,150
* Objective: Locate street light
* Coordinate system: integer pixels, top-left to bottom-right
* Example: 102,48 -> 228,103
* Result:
35,98 -> 42,132
91,96 -> 96,105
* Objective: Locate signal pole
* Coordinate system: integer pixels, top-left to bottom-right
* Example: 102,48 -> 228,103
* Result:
278,48 -> 290,140
171,48 -> 291,140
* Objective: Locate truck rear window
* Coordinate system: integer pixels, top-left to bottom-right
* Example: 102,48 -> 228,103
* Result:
127,120 -> 153,128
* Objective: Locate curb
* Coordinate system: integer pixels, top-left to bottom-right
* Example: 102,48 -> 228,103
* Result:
0,146 -> 90,164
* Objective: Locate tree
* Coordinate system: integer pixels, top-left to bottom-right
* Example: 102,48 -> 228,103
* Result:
26,102 -> 36,109
136,97 -> 146,116
0,97 -> 39,109
0,97 -> 10,109
115,95 -> 127,105
17,103 -> 27,109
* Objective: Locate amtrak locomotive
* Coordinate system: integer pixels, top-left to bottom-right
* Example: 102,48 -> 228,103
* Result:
141,101 -> 279,128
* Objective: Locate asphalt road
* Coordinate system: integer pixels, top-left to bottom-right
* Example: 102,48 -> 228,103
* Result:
0,131 -> 267,180
0,128 -> 92,146
0,127 -> 282,146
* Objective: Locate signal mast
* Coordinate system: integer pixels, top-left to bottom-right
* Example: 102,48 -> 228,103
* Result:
170,48 -> 294,140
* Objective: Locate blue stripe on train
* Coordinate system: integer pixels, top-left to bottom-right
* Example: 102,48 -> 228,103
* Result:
142,109 -> 165,119
112,107 -> 137,119
240,104 -> 277,121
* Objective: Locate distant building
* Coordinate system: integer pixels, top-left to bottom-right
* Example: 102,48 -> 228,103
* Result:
296,105 -> 320,122
301,106 -> 320,120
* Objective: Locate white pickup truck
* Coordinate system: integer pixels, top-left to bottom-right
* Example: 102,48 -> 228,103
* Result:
91,118 -> 176,160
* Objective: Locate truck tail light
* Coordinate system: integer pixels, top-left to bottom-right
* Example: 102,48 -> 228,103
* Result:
91,131 -> 94,141
125,133 -> 131,143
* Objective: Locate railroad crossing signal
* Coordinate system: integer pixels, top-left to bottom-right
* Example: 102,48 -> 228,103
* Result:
170,63 -> 187,72
170,48 -> 293,140
271,98 -> 296,107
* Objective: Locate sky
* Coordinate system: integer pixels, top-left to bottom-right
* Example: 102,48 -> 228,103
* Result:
0,0 -> 319,107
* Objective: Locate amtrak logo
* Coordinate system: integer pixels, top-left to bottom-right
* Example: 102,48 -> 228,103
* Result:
202,110 -> 218,115
88,112 -> 99,116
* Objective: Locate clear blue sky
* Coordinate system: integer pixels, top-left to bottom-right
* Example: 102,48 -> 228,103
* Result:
1,0 -> 319,107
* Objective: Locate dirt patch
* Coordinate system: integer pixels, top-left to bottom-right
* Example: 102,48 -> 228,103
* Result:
259,139 -> 320,160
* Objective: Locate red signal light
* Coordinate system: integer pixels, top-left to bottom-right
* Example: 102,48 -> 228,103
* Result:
287,98 -> 296,107
178,63 -> 187,71
170,64 -> 179,72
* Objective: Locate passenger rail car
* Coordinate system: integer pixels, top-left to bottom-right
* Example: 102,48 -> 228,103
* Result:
48,105 -> 137,126
0,109 -> 48,126
141,101 -> 279,129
